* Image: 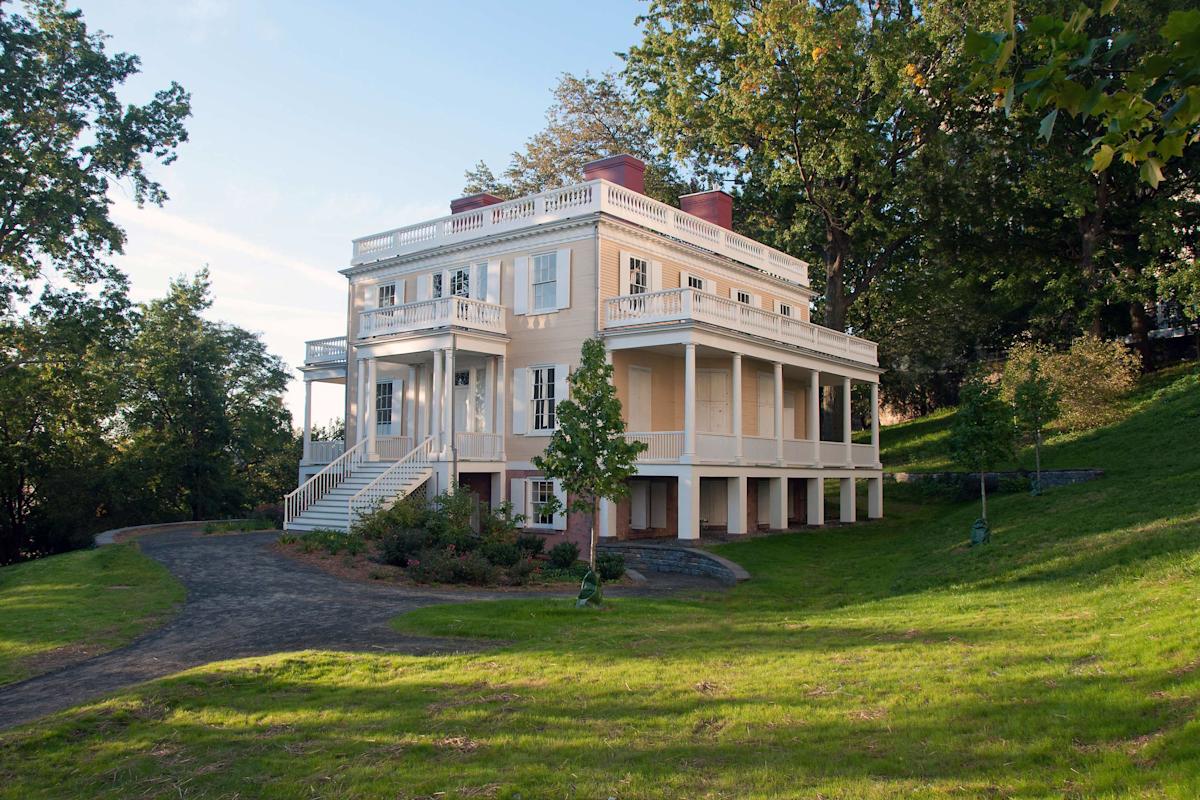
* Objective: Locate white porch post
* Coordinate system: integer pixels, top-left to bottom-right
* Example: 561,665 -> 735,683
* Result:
443,347 -> 455,457
769,476 -> 787,530
842,376 -> 853,467
431,350 -> 443,453
773,362 -> 784,465
495,355 -> 506,441
301,379 -> 313,464
405,365 -> 417,440
677,469 -> 700,540
840,477 -> 857,523
366,357 -> 378,459
868,476 -> 883,519
484,356 -> 496,434
807,476 -> 825,526
598,497 -> 617,538
726,475 -> 747,535
683,343 -> 696,462
809,370 -> 821,466
355,359 -> 367,445
870,381 -> 881,467
731,353 -> 743,464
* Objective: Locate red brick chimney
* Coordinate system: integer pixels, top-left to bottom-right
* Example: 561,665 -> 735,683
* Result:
582,154 -> 646,194
680,189 -> 734,231
450,192 -> 504,214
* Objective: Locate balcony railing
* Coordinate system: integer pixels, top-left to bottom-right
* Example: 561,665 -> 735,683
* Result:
604,288 -> 878,366
352,180 -> 810,287
626,431 -> 684,461
358,296 -> 505,339
455,431 -> 504,461
307,439 -> 345,464
626,430 -> 877,468
305,336 -> 347,365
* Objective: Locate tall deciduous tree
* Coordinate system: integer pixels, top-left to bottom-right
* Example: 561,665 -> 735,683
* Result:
532,337 -> 645,571
1011,355 -> 1060,493
949,375 -> 1016,523
463,72 -> 691,205
0,0 -> 190,312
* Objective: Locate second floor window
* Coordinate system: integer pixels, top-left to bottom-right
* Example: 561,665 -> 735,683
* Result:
376,381 -> 393,426
450,267 -> 470,298
432,273 -> 444,299
532,253 -> 557,312
629,256 -> 648,295
532,365 -> 556,431
736,289 -> 752,305
377,284 -> 396,308
687,274 -> 705,291
778,303 -> 793,318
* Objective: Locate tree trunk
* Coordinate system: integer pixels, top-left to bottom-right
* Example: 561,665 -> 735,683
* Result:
1034,429 -> 1042,492
1128,299 -> 1153,372
823,227 -> 849,332
590,497 -> 598,570
979,471 -> 987,523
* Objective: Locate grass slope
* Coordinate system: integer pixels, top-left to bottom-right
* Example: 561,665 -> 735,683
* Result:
0,544 -> 184,686
1,369 -> 1198,798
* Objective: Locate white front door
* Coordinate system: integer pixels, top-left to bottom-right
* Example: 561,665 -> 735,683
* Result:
629,366 -> 652,431
453,369 -> 470,433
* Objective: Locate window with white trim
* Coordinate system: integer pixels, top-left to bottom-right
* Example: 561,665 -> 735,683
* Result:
778,302 -> 793,318
628,256 -> 648,295
377,283 -> 396,308
736,289 -> 752,305
432,273 -> 444,299
686,274 -> 705,291
530,479 -> 556,527
376,381 -> 393,426
531,365 -> 556,432
450,267 -> 470,298
532,252 -> 557,312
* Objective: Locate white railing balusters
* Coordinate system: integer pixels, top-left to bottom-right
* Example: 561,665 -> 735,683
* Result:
304,336 -> 347,364
348,437 -> 435,524
307,439 -> 345,464
455,431 -> 503,460
624,431 -> 683,461
358,296 -> 505,339
285,439 -> 368,529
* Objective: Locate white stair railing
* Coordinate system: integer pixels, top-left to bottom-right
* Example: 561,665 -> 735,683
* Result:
285,439 -> 368,529
348,437 -> 435,526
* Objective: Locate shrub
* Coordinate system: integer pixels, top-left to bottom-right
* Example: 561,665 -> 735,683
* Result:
480,539 -> 521,567
352,495 -> 427,540
595,551 -> 625,581
507,557 -> 537,586
450,550 -> 499,585
1003,335 -> 1139,432
547,541 -> 580,569
426,490 -> 478,549
378,527 -> 436,567
251,503 -> 283,529
481,501 -> 523,539
406,547 -> 455,583
516,533 -> 545,557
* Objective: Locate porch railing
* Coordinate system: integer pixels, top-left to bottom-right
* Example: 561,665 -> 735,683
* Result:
455,431 -> 503,460
625,431 -> 683,461
820,441 -> 850,466
375,435 -> 414,461
305,336 -> 347,365
604,288 -> 878,366
307,439 -> 345,464
742,435 -> 778,464
358,296 -> 504,339
852,442 -> 878,467
285,439 -> 368,529
348,437 -> 435,524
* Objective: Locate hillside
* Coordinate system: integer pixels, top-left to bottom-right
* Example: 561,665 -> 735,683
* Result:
0,368 -> 1197,799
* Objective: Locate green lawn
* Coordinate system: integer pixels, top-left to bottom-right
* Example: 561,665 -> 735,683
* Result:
1,369 -> 1198,798
0,544 -> 184,686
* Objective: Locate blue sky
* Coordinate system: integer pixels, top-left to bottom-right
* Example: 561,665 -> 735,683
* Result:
79,0 -> 645,424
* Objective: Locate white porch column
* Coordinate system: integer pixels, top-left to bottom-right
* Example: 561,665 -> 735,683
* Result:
683,343 -> 696,462
807,476 -> 825,526
431,350 -> 443,452
677,470 -> 700,540
355,359 -> 367,445
495,355 -> 506,441
768,476 -> 787,530
731,353 -> 743,464
840,477 -> 857,523
366,357 -> 378,459
809,370 -> 821,466
870,381 -> 881,467
443,347 -> 455,457
868,476 -> 883,519
598,497 -> 617,538
726,475 -> 747,534
484,356 -> 496,434
405,365 -> 417,440
301,380 -> 313,464
774,362 -> 784,464
843,376 -> 853,467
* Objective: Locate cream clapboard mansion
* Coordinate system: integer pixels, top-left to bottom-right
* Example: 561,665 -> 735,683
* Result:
286,155 -> 883,542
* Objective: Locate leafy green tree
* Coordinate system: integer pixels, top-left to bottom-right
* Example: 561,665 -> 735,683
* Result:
532,337 -> 645,570
0,0 -> 190,311
120,271 -> 292,521
464,72 -> 691,205
1011,355 -> 1061,493
949,376 -> 1016,523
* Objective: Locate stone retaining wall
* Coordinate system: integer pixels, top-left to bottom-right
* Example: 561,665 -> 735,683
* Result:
598,542 -> 750,586
888,469 -> 1103,497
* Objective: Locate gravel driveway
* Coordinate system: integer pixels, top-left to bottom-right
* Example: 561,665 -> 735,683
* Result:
0,527 -> 721,730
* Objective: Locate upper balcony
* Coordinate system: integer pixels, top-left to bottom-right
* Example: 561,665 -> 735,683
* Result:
304,336 -> 347,366
351,180 -> 810,287
605,288 -> 878,366
358,296 -> 505,340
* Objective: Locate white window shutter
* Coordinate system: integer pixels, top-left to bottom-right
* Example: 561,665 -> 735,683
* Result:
752,293 -> 762,309
472,263 -> 486,300
510,478 -> 527,519
650,260 -> 663,292
679,270 -> 692,290
364,284 -> 376,309
513,256 -> 528,315
396,278 -> 406,304
486,259 -> 501,304
555,363 -> 569,406
555,248 -> 571,310
512,368 -> 528,434
705,277 -> 716,294
441,270 -> 451,297
552,480 -> 567,530
619,250 -> 631,295
416,274 -> 431,301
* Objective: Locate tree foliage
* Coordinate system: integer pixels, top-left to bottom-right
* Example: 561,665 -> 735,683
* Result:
532,337 -> 645,568
0,0 -> 190,311
949,375 -> 1016,521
